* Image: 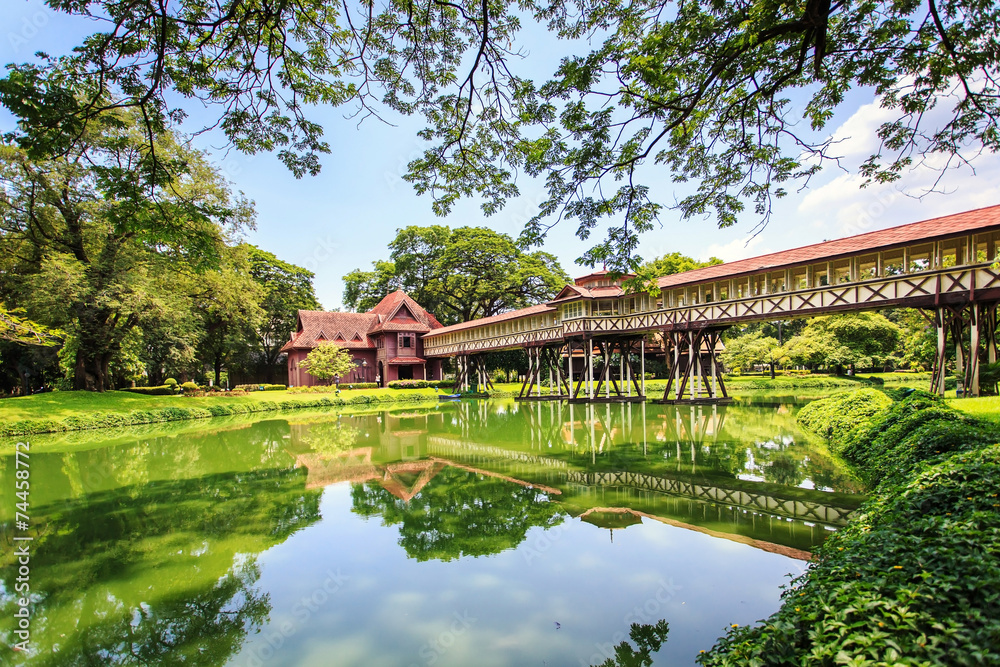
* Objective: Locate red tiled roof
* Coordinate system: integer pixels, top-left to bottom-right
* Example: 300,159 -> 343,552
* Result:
423,303 -> 555,337
281,290 -> 443,353
368,290 -> 443,334
657,204 -> 1000,289
280,311 -> 379,352
387,357 -> 426,364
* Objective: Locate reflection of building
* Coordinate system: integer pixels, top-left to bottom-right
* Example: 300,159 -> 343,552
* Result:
282,291 -> 444,387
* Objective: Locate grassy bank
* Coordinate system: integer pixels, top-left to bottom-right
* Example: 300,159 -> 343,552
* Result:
700,388 -> 1000,665
0,387 -> 443,438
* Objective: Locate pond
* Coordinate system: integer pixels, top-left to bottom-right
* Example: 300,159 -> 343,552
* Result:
0,394 -> 864,666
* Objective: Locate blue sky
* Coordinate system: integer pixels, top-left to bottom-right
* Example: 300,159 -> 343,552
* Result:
4,0 -> 1000,309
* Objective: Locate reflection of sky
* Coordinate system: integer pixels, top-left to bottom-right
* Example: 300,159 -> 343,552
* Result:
230,484 -> 802,667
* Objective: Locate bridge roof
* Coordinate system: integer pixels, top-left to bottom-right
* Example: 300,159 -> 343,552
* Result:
657,204 -> 1000,290
423,303 -> 555,338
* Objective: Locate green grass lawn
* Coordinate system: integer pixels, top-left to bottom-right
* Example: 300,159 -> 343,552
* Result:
0,387 -> 441,423
948,395 -> 1000,421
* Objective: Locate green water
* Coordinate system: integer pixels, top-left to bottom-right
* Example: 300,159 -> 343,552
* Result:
0,395 -> 863,666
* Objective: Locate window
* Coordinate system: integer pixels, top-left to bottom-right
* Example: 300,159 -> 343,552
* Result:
791,267 -> 808,290
941,238 -> 966,268
859,254 -> 878,279
832,259 -> 852,284
562,302 -> 584,319
717,281 -> 730,300
768,271 -> 786,293
400,334 -> 413,349
812,264 -> 829,287
908,243 -> 934,272
672,289 -> 685,307
882,249 -> 905,276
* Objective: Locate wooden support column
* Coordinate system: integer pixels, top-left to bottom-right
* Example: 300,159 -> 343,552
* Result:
933,308 -> 948,395
640,339 -> 646,398
970,303 -> 982,397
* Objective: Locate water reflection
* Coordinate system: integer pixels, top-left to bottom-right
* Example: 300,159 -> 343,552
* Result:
0,396 -> 863,666
287,400 -> 862,558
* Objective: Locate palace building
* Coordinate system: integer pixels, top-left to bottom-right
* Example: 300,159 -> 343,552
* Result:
282,291 -> 444,387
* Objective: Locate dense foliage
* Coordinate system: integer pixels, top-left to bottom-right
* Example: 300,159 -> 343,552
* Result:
7,0 -> 998,270
343,225 -> 568,324
700,390 -> 1000,665
796,388 -> 893,443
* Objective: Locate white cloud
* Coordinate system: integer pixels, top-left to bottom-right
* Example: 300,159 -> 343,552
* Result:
798,96 -> 1000,237
704,234 -> 768,263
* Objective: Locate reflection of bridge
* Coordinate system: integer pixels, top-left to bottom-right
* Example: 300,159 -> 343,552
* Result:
425,433 -> 858,528
566,470 -> 853,526
423,206 -> 1000,400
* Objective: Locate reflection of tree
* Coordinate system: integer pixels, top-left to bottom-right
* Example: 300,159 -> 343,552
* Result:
590,620 -> 670,667
30,559 -> 269,666
763,452 -> 804,487
351,467 -> 564,561
301,421 -> 362,458
0,467 -> 320,665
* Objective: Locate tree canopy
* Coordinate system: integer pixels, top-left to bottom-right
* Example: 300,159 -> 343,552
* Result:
299,342 -> 358,384
4,0 -> 998,270
343,225 -> 568,324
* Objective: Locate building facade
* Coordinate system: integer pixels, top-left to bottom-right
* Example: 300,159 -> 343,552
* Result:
282,291 -> 444,387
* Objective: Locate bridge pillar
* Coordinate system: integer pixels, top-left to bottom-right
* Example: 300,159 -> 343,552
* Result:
662,327 -> 732,404
567,336 -> 645,403
518,343 -> 570,400
929,302 -> 1000,397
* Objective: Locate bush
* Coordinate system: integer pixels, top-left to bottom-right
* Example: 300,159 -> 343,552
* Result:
388,380 -> 430,389
703,394 -> 1000,666
164,378 -> 178,387
181,381 -> 200,391
233,383 -> 286,392
700,444 -> 1000,667
124,385 -> 177,396
796,388 -> 893,443
341,382 -> 379,390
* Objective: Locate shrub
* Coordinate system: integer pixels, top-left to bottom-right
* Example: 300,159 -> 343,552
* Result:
124,385 -> 177,396
181,381 -> 200,391
796,388 -> 893,444
388,380 -> 430,389
164,378 -> 178,387
341,382 -> 379,390
700,444 -> 1000,667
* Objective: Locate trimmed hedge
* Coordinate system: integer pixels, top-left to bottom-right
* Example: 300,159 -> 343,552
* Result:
387,380 -> 453,389
124,385 -> 178,396
0,391 -> 440,437
288,383 -> 380,393
700,389 -> 1000,666
796,387 -> 893,442
234,383 -> 287,391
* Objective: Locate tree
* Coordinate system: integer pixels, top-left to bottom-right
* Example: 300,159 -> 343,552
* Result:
719,332 -> 780,375
0,112 -> 253,391
5,1 -> 998,271
244,245 -> 322,374
299,342 -> 357,385
0,304 -> 62,346
783,312 -> 903,372
343,225 -> 569,324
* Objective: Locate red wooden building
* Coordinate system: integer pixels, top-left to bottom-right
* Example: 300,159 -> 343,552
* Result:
282,291 -> 444,387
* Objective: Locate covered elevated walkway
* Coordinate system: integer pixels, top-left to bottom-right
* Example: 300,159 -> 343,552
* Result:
423,205 -> 1000,401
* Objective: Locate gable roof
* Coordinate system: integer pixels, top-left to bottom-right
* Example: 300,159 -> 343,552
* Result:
369,290 -> 444,333
657,204 -> 1000,290
281,289 -> 445,353
281,311 -> 379,352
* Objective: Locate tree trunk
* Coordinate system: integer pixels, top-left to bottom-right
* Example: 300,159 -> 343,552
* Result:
215,356 -> 223,387
769,361 -> 776,379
